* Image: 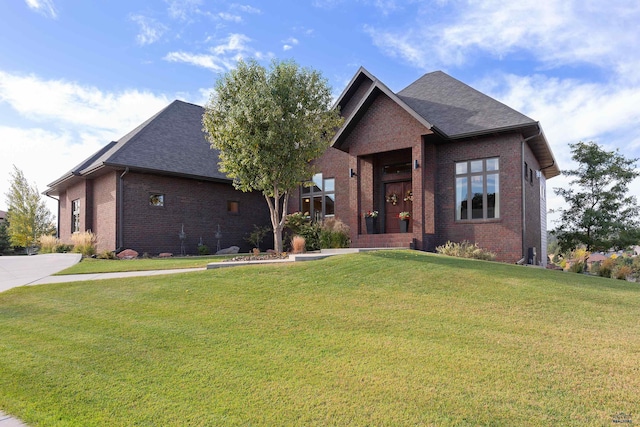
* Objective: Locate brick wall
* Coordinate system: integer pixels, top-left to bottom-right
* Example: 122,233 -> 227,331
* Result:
434,133 -> 525,263
120,172 -> 271,255
92,172 -> 117,252
523,142 -> 542,264
58,180 -> 89,245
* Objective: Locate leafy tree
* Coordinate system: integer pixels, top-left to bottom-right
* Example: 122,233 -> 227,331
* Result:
203,59 -> 343,252
0,221 -> 11,254
552,141 -> 640,253
5,165 -> 56,250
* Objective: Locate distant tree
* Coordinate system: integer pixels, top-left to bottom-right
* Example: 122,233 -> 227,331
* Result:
552,141 -> 640,253
5,165 -> 56,250
203,59 -> 343,252
0,221 -> 11,254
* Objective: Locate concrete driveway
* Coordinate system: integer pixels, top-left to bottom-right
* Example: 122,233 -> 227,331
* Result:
0,253 -> 82,293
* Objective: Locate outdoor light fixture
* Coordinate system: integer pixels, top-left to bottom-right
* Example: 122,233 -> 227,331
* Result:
349,168 -> 356,178
414,159 -> 420,169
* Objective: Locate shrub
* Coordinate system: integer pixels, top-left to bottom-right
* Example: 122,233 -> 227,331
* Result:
598,258 -> 616,278
55,244 -> 73,253
285,213 -> 320,251
198,244 -> 210,256
245,225 -> 270,251
71,231 -> 97,257
569,261 -> 584,274
613,265 -> 632,280
39,234 -> 60,253
97,250 -> 117,260
292,235 -> 306,254
319,218 -> 350,249
435,240 -> 496,261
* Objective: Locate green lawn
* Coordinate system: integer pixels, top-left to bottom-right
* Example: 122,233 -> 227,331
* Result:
1,251 -> 639,426
55,255 -> 236,275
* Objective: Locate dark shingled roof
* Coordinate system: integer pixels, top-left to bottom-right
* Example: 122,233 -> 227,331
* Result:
332,67 -> 560,178
46,100 -> 228,192
397,71 -> 535,138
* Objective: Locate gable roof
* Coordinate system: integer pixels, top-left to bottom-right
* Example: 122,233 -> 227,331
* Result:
46,100 -> 228,194
332,68 -> 560,178
397,71 -> 535,138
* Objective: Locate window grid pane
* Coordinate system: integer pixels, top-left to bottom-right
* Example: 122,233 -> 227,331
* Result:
455,158 -> 499,221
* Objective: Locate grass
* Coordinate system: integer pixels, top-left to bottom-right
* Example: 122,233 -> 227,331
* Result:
55,255 -> 236,275
1,250 -> 639,426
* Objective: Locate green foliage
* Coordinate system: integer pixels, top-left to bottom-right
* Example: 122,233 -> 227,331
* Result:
244,224 -> 270,250
203,59 -> 344,252
4,165 -> 56,248
435,240 -> 496,261
197,244 -> 210,256
285,212 -> 320,251
0,221 -> 11,254
553,141 -> 640,253
97,250 -> 117,260
318,217 -> 350,249
55,243 -> 73,253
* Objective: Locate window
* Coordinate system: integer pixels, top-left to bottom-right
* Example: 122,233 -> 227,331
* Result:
227,200 -> 239,214
455,158 -> 499,220
301,173 -> 335,221
71,199 -> 80,233
149,193 -> 164,207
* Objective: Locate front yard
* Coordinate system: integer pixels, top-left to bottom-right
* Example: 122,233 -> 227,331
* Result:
1,251 -> 639,426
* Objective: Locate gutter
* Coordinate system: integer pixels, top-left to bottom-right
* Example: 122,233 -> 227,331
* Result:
45,194 -> 60,238
521,125 -> 542,264
117,167 -> 129,251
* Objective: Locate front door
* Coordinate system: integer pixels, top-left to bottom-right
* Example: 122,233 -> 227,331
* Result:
384,181 -> 412,233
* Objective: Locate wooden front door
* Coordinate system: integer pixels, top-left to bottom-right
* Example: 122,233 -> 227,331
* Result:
384,181 -> 412,233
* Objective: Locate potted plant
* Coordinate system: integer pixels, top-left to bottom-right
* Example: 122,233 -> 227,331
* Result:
398,211 -> 410,233
363,210 -> 378,234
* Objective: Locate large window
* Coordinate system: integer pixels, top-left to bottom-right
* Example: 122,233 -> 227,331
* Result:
455,158 -> 499,220
301,173 -> 335,221
71,199 -> 81,233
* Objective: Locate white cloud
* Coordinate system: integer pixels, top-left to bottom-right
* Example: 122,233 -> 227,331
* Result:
231,4 -> 261,14
164,51 -> 229,72
165,33 -> 262,71
0,71 -> 172,212
217,12 -> 242,22
282,37 -> 299,51
366,0 -> 640,81
166,0 -> 203,20
130,14 -> 168,45
24,0 -> 57,19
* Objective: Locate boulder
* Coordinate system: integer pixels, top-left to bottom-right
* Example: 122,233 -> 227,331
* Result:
216,246 -> 240,255
117,249 -> 139,259
159,252 -> 173,258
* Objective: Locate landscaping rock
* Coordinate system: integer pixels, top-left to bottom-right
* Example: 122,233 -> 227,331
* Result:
216,246 -> 239,255
159,252 -> 173,258
117,249 -> 139,259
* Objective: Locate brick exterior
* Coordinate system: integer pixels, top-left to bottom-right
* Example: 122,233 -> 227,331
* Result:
120,172 -> 272,255
304,88 -> 548,264
57,170 -> 272,255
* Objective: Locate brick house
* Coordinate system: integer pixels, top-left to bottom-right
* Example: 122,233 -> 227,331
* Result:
293,68 -> 559,265
45,100 -> 272,255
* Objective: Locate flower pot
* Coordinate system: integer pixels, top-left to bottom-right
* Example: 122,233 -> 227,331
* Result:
365,216 -> 377,234
399,219 -> 409,233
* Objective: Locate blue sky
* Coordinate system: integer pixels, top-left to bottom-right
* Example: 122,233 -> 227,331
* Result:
1,0 -> 639,227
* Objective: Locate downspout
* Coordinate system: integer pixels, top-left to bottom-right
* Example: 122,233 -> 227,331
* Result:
117,167 -> 129,251
45,194 -> 60,238
521,126 -> 542,263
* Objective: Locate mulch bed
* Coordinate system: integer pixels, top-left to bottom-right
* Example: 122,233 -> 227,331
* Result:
224,253 -> 290,262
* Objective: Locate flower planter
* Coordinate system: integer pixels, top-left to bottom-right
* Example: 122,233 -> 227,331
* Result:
399,219 -> 409,233
365,216 -> 377,234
